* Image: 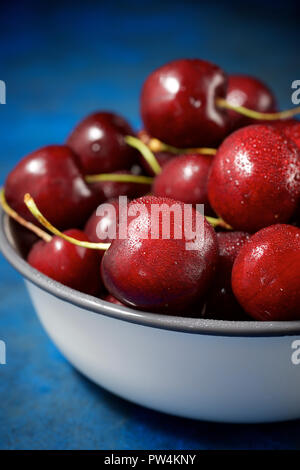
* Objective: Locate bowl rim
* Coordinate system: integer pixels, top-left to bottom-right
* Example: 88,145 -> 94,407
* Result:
1,209 -> 300,337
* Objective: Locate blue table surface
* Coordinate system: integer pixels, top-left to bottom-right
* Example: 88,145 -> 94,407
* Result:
1,0 -> 300,450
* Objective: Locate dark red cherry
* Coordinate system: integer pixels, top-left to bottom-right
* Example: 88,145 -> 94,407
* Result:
101,196 -> 218,313
205,231 -> 251,320
232,224 -> 300,321
9,219 -> 38,258
90,170 -> 151,202
208,125 -> 300,232
85,198 -> 120,244
28,229 -> 102,296
5,145 -> 97,230
67,112 -> 137,174
140,59 -> 228,148
270,119 -> 300,149
226,75 -> 277,130
152,153 -> 213,213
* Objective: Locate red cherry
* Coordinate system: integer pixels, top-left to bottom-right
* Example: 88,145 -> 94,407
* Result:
28,229 -> 102,296
140,59 -> 228,148
101,196 -> 218,313
85,199 -> 120,244
152,153 -> 213,213
208,125 -> 300,232
226,75 -> 277,130
89,170 -> 151,202
67,112 -> 137,174
205,231 -> 251,320
232,224 -> 300,320
5,145 -> 97,230
270,119 -> 300,149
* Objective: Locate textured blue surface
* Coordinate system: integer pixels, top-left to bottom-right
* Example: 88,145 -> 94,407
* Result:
1,0 -> 300,450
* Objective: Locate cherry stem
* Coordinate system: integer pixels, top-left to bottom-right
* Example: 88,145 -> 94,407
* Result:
0,188 -> 52,243
205,215 -> 232,230
24,194 -> 111,251
85,173 -> 153,185
146,137 -> 216,156
125,135 -> 162,175
216,97 -> 300,121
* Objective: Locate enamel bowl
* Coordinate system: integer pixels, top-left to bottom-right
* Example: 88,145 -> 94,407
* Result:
1,210 -> 300,423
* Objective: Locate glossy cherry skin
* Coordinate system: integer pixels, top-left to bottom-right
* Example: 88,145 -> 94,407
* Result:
232,224 -> 300,320
208,125 -> 300,232
140,59 -> 228,148
89,170 -> 151,202
101,196 -> 218,313
270,119 -> 300,149
226,75 -> 277,130
85,199 -> 120,244
67,112 -> 137,174
152,153 -> 213,213
28,229 -> 102,296
5,145 -> 97,230
205,231 -> 251,320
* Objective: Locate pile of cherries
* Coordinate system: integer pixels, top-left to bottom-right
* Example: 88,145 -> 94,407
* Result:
2,58 -> 300,322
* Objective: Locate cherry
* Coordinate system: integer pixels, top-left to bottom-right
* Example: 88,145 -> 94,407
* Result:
226,75 -> 277,130
270,119 -> 300,149
28,229 -> 102,296
101,196 -> 218,313
4,145 -> 97,230
9,219 -> 39,258
205,231 -> 251,320
232,224 -> 300,321
152,153 -> 213,213
208,125 -> 300,232
67,112 -> 137,174
140,59 -> 228,148
89,170 -> 151,202
85,198 -> 120,244
23,192 -> 219,313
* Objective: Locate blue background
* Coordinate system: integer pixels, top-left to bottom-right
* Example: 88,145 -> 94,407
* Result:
1,0 -> 300,450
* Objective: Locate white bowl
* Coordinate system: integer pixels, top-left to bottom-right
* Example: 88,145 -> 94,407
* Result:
1,211 -> 300,423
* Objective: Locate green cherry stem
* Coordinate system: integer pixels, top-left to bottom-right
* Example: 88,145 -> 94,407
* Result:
0,188 -> 52,243
138,130 -> 217,156
24,193 -> 111,251
149,137 -> 217,156
205,216 -> 232,230
85,173 -> 153,185
216,97 -> 300,121
125,135 -> 162,175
